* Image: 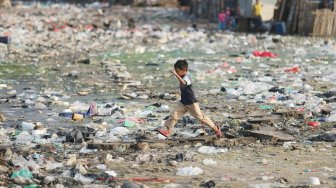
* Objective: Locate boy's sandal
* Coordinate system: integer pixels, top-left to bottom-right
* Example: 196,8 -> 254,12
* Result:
157,128 -> 169,138
215,125 -> 222,139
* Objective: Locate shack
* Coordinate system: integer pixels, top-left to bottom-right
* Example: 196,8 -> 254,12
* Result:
189,0 -> 267,32
274,0 -> 336,36
189,0 -> 336,36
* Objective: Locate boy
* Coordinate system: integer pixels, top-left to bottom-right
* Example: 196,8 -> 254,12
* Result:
157,59 -> 222,139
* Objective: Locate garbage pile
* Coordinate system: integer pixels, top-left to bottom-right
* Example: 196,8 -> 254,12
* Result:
0,2 -> 335,187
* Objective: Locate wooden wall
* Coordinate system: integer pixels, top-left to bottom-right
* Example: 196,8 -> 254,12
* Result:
274,0 -> 324,35
312,8 -> 336,36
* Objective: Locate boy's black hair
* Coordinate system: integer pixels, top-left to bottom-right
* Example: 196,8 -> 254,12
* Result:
174,59 -> 188,70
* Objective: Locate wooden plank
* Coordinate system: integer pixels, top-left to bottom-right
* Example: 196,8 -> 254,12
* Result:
243,130 -> 295,142
291,0 -> 300,33
327,11 -> 336,35
312,10 -> 322,36
229,113 -> 280,119
286,0 -> 296,33
247,115 -> 282,123
279,0 -> 288,21
88,142 -> 132,151
273,110 -> 305,118
137,139 -> 177,144
213,137 -> 256,147
297,0 -> 306,34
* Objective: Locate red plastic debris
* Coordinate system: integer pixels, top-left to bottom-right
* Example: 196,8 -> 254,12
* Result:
53,28 -> 60,32
284,66 -> 301,73
157,128 -> 169,137
296,108 -> 305,112
227,68 -> 237,73
235,57 -> 243,62
253,51 -> 277,58
85,25 -> 95,31
308,121 -> 320,128
3,32 -> 10,36
219,62 -> 229,68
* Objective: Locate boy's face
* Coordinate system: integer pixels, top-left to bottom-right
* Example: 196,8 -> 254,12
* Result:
175,68 -> 187,77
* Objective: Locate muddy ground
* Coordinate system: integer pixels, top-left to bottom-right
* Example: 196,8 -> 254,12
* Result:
0,3 -> 335,188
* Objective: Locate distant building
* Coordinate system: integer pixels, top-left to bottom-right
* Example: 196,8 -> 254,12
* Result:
189,0 -> 239,21
0,0 -> 12,7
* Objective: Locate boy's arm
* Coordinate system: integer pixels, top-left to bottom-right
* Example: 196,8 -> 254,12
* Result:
171,70 -> 187,85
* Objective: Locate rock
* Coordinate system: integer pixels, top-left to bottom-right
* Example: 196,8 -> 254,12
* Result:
44,176 -> 56,184
256,176 -> 273,180
203,159 -> 217,166
200,180 -> 216,188
4,148 -> 12,160
76,59 -> 90,64
121,182 -> 142,188
68,70 -> 79,78
276,177 -> 288,184
35,102 -> 47,110
169,160 -> 178,167
66,129 -> 84,143
135,154 -> 153,162
0,165 -> 8,173
175,153 -> 184,162
136,142 -> 150,151
7,90 -> 16,96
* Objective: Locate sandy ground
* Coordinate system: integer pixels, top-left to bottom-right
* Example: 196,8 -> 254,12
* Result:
109,143 -> 336,187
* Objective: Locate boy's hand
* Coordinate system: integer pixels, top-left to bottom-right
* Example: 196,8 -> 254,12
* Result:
171,69 -> 177,76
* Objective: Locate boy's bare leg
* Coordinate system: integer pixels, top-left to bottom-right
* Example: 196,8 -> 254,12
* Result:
164,102 -> 188,135
186,103 -> 218,132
